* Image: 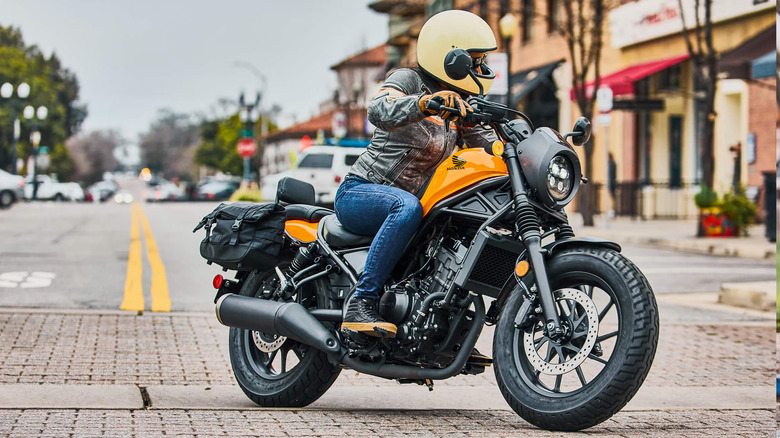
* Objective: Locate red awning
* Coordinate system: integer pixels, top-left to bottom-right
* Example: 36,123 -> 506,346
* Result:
570,54 -> 690,100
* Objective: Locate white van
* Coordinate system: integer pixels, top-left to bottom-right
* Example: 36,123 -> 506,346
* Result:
264,145 -> 366,205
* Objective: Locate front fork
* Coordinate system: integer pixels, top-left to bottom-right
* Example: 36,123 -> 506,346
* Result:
504,145 -> 565,340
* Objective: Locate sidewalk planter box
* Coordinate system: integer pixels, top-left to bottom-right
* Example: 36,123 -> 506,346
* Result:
700,207 -> 738,237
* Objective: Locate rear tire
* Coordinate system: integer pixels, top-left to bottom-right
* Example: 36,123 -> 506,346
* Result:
229,264 -> 341,407
0,190 -> 14,209
493,247 -> 658,431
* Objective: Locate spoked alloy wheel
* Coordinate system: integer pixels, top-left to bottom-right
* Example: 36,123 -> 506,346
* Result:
493,247 -> 658,431
228,262 -> 341,407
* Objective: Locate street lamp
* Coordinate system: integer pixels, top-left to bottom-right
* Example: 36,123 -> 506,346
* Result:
1,81 -> 30,174
24,105 -> 47,200
499,13 -> 519,107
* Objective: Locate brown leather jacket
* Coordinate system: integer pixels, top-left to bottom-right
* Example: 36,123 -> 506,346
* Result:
348,68 -> 497,196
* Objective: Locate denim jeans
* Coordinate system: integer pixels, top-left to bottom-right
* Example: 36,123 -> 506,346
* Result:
334,175 -> 423,300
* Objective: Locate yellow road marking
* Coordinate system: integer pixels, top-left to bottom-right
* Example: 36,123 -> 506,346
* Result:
120,204 -> 144,312
138,206 -> 171,312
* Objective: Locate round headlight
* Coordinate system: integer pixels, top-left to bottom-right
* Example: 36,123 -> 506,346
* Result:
547,155 -> 573,201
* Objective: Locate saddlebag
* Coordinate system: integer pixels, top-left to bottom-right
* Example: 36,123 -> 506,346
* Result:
193,202 -> 286,271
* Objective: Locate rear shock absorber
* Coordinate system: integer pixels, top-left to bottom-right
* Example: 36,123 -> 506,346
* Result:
288,242 -> 317,277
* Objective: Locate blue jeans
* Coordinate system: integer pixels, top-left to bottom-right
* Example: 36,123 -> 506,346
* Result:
334,175 -> 423,300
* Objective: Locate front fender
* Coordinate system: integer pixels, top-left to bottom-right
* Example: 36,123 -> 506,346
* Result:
485,237 -> 622,324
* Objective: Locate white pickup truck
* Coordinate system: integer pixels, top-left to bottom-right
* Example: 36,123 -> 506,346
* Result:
25,175 -> 84,201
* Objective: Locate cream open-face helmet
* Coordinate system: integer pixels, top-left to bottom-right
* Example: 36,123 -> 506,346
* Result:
417,10 -> 497,95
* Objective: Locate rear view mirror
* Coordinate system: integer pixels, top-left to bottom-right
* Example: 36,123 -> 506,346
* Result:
443,49 -> 472,80
565,117 -> 591,146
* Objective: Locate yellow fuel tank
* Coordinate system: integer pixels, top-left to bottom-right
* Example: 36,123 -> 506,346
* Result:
420,148 -> 508,215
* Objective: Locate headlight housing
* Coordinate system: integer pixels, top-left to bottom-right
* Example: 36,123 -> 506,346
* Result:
516,127 -> 582,208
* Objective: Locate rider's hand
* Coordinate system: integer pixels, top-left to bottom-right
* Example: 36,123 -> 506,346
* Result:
419,90 -> 472,121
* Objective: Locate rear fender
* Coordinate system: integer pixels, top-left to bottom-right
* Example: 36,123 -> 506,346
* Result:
486,237 -> 621,324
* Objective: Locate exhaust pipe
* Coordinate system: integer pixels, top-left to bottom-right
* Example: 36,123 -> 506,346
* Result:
216,294 -> 342,354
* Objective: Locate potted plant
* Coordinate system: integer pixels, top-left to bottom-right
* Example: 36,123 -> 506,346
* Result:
694,185 -> 756,237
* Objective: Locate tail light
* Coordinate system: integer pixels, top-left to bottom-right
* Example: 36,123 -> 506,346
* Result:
17,179 -> 24,188
213,274 -> 223,289
334,175 -> 342,183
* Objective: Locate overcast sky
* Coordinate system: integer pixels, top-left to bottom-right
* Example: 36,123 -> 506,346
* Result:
1,0 -> 388,142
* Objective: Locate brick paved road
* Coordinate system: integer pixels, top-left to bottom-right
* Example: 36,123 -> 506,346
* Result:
0,311 -> 773,389
0,408 -> 772,437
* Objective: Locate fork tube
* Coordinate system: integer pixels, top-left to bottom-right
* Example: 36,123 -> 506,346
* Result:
504,145 -> 562,334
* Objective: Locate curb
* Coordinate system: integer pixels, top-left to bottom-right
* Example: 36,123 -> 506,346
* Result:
718,281 -> 776,312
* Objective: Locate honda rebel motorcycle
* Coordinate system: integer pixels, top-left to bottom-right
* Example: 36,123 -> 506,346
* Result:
196,53 -> 658,432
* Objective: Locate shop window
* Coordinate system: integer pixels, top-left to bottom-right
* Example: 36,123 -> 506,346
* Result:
522,0 -> 534,42
658,65 -> 681,91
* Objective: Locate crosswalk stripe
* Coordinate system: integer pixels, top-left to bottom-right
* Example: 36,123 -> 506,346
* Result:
120,204 -> 144,312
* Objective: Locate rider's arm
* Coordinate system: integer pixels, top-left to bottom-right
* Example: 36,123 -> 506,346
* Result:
367,71 -> 427,132
458,123 -> 499,150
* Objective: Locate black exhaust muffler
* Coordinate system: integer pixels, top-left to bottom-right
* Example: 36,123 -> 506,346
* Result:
215,294 -> 342,354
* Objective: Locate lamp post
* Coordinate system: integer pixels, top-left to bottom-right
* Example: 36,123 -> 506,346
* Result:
1,82 -> 30,174
498,13 -> 519,107
24,105 -> 47,200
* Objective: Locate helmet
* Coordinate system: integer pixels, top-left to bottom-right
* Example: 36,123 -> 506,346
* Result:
417,10 -> 497,95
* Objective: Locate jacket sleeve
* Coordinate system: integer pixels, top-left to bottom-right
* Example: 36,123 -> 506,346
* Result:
458,123 -> 499,150
367,71 -> 427,132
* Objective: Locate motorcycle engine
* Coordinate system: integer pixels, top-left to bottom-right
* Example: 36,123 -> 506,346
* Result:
377,234 -> 473,365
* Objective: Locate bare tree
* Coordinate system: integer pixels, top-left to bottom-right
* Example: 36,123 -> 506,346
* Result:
138,110 -> 200,179
66,130 -> 121,184
552,0 -> 612,226
677,0 -> 716,189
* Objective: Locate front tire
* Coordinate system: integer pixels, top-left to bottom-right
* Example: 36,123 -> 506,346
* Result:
493,247 -> 658,431
228,264 -> 341,407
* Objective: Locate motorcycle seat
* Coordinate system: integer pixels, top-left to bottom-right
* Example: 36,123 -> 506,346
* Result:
285,204 -> 332,222
321,215 -> 374,248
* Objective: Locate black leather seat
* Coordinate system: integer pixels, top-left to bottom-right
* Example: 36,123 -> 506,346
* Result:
285,204 -> 332,222
321,215 -> 374,248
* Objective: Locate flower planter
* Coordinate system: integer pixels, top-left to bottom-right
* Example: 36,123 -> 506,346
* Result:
699,207 -> 739,237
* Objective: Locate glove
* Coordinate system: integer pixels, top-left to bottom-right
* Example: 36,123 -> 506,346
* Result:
418,90 -> 472,121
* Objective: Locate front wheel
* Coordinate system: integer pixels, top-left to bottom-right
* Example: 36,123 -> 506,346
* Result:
228,263 -> 341,407
493,247 -> 658,431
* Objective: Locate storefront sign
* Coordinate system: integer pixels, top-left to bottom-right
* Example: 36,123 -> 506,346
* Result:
612,99 -> 666,111
486,52 -> 508,95
610,0 -> 775,48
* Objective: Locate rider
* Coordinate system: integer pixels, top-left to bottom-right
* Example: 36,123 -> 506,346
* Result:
337,10 -> 500,337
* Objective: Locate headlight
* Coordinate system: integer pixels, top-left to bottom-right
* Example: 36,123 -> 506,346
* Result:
547,155 -> 573,201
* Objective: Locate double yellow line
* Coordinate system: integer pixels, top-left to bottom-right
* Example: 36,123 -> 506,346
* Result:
121,203 -> 171,312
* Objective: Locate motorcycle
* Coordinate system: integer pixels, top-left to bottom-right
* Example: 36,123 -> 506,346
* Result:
204,52 -> 659,431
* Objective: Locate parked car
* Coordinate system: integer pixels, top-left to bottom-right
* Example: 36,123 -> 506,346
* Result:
86,180 -> 118,202
145,181 -> 186,202
24,175 -> 84,201
262,145 -> 365,205
194,180 -> 239,201
0,169 -> 25,209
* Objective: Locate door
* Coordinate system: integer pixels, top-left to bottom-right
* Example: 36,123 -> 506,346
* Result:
669,115 -> 682,189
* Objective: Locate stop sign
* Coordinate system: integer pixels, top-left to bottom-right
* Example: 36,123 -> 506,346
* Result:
236,138 -> 257,158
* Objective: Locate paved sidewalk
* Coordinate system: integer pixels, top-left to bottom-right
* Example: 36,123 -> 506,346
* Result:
570,215 -> 776,260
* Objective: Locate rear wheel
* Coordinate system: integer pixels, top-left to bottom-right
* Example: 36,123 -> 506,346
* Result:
493,247 -> 658,431
228,262 -> 341,407
0,190 -> 14,208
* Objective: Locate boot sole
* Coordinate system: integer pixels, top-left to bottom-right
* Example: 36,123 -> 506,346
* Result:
341,322 -> 397,338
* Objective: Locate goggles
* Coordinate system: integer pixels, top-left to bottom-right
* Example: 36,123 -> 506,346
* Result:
471,53 -> 487,68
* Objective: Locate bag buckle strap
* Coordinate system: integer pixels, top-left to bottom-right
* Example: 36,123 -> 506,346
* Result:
231,218 -> 242,231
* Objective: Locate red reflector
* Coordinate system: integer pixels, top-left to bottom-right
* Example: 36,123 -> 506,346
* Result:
334,175 -> 342,183
213,274 -> 223,289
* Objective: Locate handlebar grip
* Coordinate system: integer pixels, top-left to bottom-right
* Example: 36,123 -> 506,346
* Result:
424,98 -> 443,112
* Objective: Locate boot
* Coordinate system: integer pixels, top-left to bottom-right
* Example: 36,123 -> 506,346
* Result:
342,296 -> 397,338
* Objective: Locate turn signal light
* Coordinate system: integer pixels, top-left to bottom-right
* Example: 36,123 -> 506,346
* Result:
334,175 -> 342,183
491,141 -> 504,156
213,274 -> 224,289
514,260 -> 530,277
